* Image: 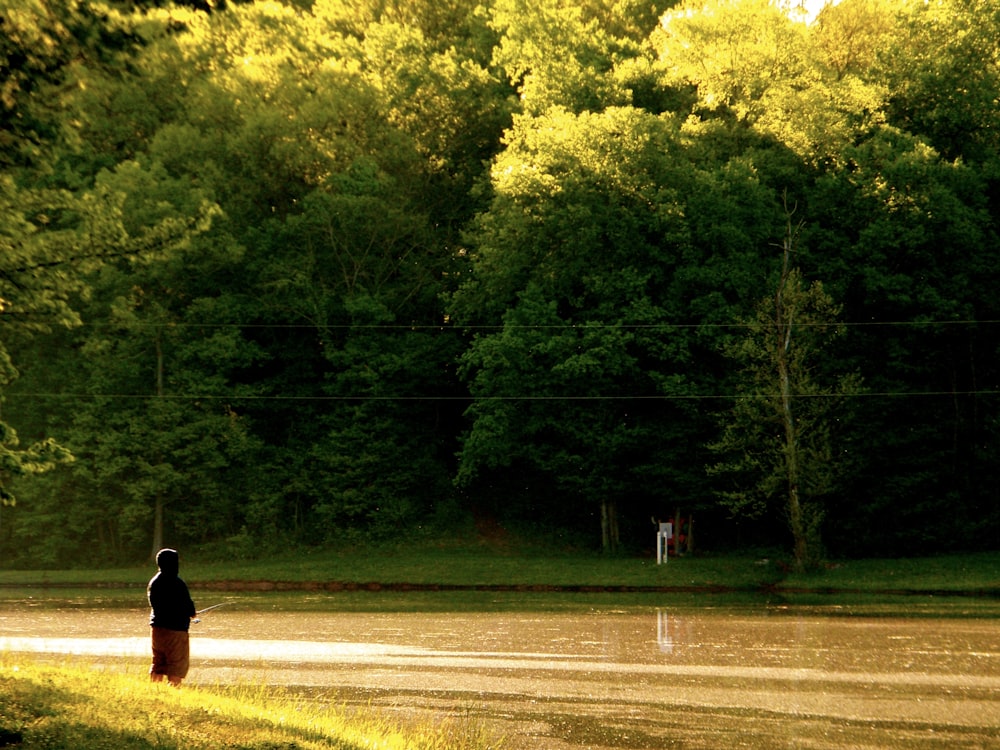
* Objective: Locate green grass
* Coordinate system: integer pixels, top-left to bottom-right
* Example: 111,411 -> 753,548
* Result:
782,552 -> 1000,593
183,548 -> 781,588
0,659 -> 502,750
0,548 -> 775,589
1,547 -> 997,591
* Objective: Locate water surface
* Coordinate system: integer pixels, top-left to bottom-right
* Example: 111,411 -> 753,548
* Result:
2,603 -> 998,748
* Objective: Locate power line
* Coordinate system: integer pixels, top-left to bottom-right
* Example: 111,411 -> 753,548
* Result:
5,390 -> 1000,402
6,319 -> 1000,331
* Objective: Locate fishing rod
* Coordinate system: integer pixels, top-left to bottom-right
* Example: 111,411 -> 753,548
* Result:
192,601 -> 233,623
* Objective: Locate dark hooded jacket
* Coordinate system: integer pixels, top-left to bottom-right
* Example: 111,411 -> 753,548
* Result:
147,548 -> 196,631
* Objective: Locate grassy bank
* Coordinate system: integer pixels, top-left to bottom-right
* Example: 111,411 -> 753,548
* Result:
0,660 -> 499,750
1,549 -> 997,618
0,548 -> 997,594
0,548 -> 770,588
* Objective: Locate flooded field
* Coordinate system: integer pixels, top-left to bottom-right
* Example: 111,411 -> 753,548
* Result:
2,600 -> 999,749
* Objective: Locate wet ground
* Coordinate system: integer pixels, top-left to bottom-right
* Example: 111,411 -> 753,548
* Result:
2,603 -> 999,748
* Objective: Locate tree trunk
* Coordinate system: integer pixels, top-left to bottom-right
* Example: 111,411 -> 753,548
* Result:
151,332 -> 165,562
601,499 -> 619,553
776,208 -> 808,571
674,508 -> 682,557
601,500 -> 609,551
151,496 -> 164,560
778,317 -> 807,569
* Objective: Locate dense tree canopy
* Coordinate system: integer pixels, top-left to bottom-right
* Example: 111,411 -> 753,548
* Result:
1,0 -> 998,565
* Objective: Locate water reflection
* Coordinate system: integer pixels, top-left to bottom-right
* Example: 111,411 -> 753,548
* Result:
656,609 -> 673,654
2,604 -> 999,749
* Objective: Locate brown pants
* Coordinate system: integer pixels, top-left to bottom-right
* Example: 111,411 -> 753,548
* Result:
150,626 -> 190,680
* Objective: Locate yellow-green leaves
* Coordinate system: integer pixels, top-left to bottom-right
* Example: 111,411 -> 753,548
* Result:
654,0 -> 809,122
652,0 -> 890,161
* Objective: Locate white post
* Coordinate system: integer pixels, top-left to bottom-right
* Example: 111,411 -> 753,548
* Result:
657,522 -> 673,564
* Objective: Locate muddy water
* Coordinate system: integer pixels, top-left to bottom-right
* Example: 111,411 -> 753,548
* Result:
2,605 -> 999,749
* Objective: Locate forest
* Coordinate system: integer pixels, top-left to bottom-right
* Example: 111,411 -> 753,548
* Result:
1,0 -> 998,568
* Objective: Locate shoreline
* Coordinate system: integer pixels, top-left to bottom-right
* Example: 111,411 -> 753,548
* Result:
1,579 -> 997,598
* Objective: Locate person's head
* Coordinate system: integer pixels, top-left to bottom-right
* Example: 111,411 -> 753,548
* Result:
155,548 -> 180,576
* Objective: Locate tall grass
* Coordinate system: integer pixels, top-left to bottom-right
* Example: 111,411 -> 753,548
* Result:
0,659 -> 503,749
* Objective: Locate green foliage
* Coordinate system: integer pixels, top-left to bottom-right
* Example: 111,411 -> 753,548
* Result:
452,107 -> 717,549
802,120 -> 1000,554
653,0 -> 810,124
0,153 -> 215,512
0,0 -> 144,172
2,0 -> 1000,565
878,0 -> 1000,162
710,260 -> 863,567
490,0 -> 638,114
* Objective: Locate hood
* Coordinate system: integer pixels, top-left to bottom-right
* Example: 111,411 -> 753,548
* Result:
155,548 -> 180,576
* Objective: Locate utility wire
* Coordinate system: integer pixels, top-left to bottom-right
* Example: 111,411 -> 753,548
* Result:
5,319 -> 1000,330
5,390 -> 999,401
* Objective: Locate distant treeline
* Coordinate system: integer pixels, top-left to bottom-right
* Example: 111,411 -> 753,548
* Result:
1,0 -> 998,566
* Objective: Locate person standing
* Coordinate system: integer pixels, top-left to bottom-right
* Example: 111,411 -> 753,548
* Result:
147,548 -> 196,687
